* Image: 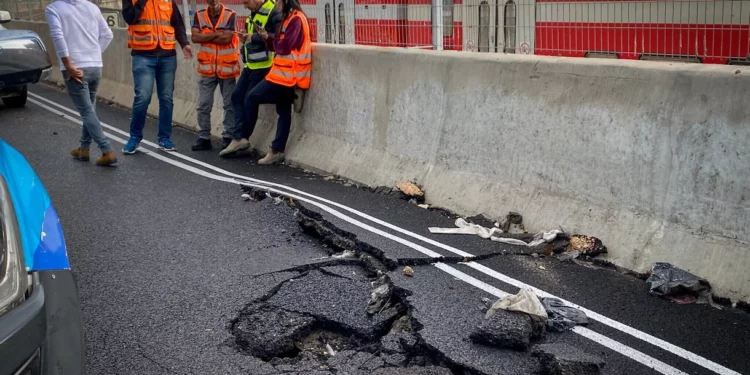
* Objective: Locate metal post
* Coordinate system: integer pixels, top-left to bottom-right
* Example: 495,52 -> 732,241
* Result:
181,0 -> 190,33
431,0 -> 443,51
27,0 -> 32,20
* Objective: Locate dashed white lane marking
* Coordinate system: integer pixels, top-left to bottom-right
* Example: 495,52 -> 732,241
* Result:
29,92 -> 738,375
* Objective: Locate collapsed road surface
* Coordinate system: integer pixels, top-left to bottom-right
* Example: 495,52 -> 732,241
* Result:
0,84 -> 748,375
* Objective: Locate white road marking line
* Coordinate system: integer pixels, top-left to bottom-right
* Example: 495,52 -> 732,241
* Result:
28,93 -> 736,375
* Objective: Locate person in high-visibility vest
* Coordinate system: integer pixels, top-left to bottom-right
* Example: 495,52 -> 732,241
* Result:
122,0 -> 192,153
228,0 -> 311,165
219,0 -> 281,157
190,0 -> 240,151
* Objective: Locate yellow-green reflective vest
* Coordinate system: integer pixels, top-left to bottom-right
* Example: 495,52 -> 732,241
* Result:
243,0 -> 275,69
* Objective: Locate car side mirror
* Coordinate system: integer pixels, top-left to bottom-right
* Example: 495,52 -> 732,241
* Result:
0,11 -> 11,24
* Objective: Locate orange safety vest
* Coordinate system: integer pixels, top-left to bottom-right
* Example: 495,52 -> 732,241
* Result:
195,5 -> 240,79
266,9 -> 311,89
127,0 -> 176,51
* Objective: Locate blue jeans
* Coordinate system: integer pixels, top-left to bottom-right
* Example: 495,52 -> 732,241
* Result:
230,67 -> 269,140
245,79 -> 295,153
63,67 -> 112,152
129,55 -> 176,143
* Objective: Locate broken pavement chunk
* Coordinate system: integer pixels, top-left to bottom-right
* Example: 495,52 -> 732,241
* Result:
646,262 -> 712,304
532,343 -> 605,375
470,310 -> 534,351
567,235 -> 607,256
231,304 -> 315,360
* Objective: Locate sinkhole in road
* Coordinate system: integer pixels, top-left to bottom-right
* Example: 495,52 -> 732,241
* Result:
228,263 -> 456,375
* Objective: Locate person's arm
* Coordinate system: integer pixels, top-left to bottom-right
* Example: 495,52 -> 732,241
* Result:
122,0 -> 146,25
97,11 -> 114,52
170,1 -> 189,49
190,13 -> 218,43
211,13 -> 235,44
252,8 -> 280,45
267,16 -> 302,55
44,6 -> 69,62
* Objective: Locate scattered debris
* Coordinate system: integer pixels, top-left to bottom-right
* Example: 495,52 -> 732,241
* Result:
240,188 -> 267,202
556,251 -> 582,262
324,175 -> 337,181
367,275 -> 392,315
532,344 -> 605,375
493,230 -> 563,248
470,310 -> 534,350
241,193 -> 252,201
646,263 -> 713,305
498,212 -> 527,234
396,181 -> 425,202
332,250 -> 357,259
273,197 -> 284,205
541,298 -> 589,332
539,265 -> 547,270
567,235 -> 607,257
486,289 -> 548,323
326,343 -> 336,356
403,266 -> 414,277
428,218 -> 503,239
417,204 -> 430,209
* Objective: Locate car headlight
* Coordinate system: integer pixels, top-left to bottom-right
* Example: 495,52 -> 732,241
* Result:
0,176 -> 27,318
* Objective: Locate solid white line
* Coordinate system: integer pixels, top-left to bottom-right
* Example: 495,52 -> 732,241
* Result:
28,93 -> 737,375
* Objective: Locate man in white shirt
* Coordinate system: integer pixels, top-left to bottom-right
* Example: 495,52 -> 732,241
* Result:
45,0 -> 117,166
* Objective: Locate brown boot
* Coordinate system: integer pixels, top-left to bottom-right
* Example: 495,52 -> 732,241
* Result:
95,151 -> 118,166
71,147 -> 90,161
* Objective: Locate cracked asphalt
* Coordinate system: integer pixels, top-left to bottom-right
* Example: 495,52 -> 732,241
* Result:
0,84 -> 749,375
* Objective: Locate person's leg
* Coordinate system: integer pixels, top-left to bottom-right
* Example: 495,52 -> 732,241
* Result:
219,77 -> 236,140
64,70 -> 93,161
230,69 -> 251,141
220,71 -> 271,157
155,55 -> 177,150
254,82 -> 294,165
126,55 -> 156,153
79,68 -> 115,163
193,75 -> 218,151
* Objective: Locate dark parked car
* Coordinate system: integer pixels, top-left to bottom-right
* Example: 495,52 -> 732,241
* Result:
0,10 -> 52,108
0,98 -> 85,374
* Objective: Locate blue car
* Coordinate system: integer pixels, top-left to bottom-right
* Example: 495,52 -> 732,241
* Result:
0,139 -> 85,374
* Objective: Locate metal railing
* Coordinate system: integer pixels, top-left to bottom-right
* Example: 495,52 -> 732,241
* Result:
2,0 -> 749,64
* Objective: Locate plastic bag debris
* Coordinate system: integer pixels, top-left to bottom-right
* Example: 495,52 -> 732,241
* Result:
541,298 -> 589,332
429,218 -> 503,239
646,263 -> 712,304
332,250 -> 357,259
486,288 -> 548,322
492,230 -> 562,247
403,266 -> 414,277
396,181 -> 424,199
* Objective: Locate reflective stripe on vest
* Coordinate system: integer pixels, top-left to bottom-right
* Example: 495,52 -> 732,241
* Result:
196,6 -> 240,79
127,0 -> 175,51
243,0 -> 275,70
265,10 -> 312,89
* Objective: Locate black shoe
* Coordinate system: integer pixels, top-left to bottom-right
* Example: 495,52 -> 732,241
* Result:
221,137 -> 232,150
191,138 -> 213,151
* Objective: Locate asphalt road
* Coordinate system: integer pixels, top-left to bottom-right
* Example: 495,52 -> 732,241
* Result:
0,84 -> 749,375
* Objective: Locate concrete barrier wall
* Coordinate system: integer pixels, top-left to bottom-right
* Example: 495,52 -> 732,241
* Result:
10,21 -> 750,302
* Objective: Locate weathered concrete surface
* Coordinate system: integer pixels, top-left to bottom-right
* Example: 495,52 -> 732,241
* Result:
11,20 -> 750,301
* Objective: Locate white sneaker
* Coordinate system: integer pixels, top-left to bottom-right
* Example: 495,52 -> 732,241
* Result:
219,139 -> 250,157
